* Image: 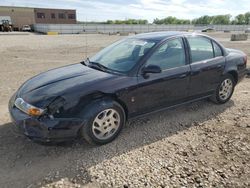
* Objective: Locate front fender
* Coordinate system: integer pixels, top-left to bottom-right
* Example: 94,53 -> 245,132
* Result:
78,97 -> 115,121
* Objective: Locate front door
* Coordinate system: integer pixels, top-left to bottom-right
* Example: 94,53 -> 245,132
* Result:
131,37 -> 191,116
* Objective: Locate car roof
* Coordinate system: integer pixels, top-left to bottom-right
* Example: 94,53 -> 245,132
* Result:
131,31 -> 189,42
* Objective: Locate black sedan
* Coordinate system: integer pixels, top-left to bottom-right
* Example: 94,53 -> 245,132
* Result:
9,32 -> 247,145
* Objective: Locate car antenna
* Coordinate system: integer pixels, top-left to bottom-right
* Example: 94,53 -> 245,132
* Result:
84,17 -> 88,60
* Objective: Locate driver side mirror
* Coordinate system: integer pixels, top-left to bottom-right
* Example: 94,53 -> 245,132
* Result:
142,65 -> 162,75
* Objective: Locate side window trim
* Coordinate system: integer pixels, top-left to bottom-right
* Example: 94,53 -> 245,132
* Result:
182,36 -> 191,65
183,36 -> 192,65
211,40 -> 216,58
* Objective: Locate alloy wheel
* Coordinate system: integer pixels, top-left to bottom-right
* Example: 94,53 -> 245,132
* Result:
219,78 -> 233,101
92,108 -> 121,140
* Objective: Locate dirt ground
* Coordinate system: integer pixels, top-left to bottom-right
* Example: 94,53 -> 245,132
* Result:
0,32 -> 249,188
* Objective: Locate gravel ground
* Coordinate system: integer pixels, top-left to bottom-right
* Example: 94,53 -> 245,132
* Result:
0,32 -> 249,188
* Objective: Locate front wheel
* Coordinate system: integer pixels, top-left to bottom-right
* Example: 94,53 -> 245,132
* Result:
81,100 -> 125,145
210,74 -> 235,104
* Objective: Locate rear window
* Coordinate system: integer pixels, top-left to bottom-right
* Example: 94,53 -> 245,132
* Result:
213,41 -> 223,57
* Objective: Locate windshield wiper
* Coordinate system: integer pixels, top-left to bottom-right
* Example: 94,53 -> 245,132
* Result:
88,60 -> 110,72
82,58 -> 121,74
90,62 -> 109,70
80,60 -> 87,66
80,57 -> 91,66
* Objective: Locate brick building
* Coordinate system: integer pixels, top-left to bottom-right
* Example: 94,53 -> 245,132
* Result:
0,6 -> 77,30
34,8 -> 76,24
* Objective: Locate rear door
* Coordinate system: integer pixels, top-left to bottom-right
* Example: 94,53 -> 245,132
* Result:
186,35 -> 225,98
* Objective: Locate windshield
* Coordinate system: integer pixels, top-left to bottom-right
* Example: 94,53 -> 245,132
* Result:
89,38 -> 155,73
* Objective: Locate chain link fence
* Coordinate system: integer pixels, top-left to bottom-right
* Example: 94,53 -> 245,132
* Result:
33,24 -> 250,34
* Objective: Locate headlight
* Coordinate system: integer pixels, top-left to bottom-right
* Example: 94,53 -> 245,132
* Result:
14,98 -> 45,116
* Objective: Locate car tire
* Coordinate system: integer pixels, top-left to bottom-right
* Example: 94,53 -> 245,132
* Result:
210,74 -> 235,104
81,99 -> 125,145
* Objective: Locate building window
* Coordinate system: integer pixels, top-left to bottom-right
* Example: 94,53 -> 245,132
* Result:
58,13 -> 66,19
51,13 -> 56,19
37,12 -> 45,19
68,14 -> 76,19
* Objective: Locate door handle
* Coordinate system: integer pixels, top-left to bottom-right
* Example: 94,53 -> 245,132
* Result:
179,73 -> 188,78
217,65 -> 223,68
191,70 -> 200,76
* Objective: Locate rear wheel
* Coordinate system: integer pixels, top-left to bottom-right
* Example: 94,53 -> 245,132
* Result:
210,74 -> 235,104
81,100 -> 125,145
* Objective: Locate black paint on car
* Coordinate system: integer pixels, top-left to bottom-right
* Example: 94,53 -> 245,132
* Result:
9,32 -> 248,145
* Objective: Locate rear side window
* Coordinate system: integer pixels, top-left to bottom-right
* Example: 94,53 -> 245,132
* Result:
187,36 -> 214,63
213,41 -> 223,57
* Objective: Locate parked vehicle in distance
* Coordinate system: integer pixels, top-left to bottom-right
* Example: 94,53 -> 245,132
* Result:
202,27 -> 215,32
245,28 -> 250,33
9,32 -> 247,145
22,25 -> 31,32
0,16 -> 12,32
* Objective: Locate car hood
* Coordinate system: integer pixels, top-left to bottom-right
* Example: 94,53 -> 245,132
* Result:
17,63 -> 115,106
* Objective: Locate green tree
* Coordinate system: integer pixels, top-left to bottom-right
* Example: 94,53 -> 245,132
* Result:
104,11 -> 250,25
153,18 -> 161,24
212,14 -> 231,25
244,12 -> 250,24
105,19 -> 148,24
138,19 -> 148,24
106,20 -> 114,24
163,16 -> 177,24
235,14 -> 245,24
192,15 -> 213,25
153,16 -> 191,24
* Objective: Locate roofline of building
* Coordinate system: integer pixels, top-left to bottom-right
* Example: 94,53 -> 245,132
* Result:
0,5 -> 76,11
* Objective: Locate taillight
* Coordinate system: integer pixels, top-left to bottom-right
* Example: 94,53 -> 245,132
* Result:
243,55 -> 247,64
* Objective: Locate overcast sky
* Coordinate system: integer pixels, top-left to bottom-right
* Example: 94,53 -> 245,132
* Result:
1,0 -> 250,22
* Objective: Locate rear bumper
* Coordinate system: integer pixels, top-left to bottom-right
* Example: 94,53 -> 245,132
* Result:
9,97 -> 83,143
238,68 -> 248,82
246,67 -> 250,76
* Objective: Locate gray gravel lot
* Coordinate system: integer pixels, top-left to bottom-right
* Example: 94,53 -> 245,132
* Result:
0,32 -> 249,188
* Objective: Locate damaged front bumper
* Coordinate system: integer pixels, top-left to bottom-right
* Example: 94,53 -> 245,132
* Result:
9,96 -> 83,143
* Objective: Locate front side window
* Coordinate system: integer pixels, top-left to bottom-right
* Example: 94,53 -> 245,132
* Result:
213,41 -> 223,57
90,39 -> 155,73
145,38 -> 186,70
187,36 -> 213,63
